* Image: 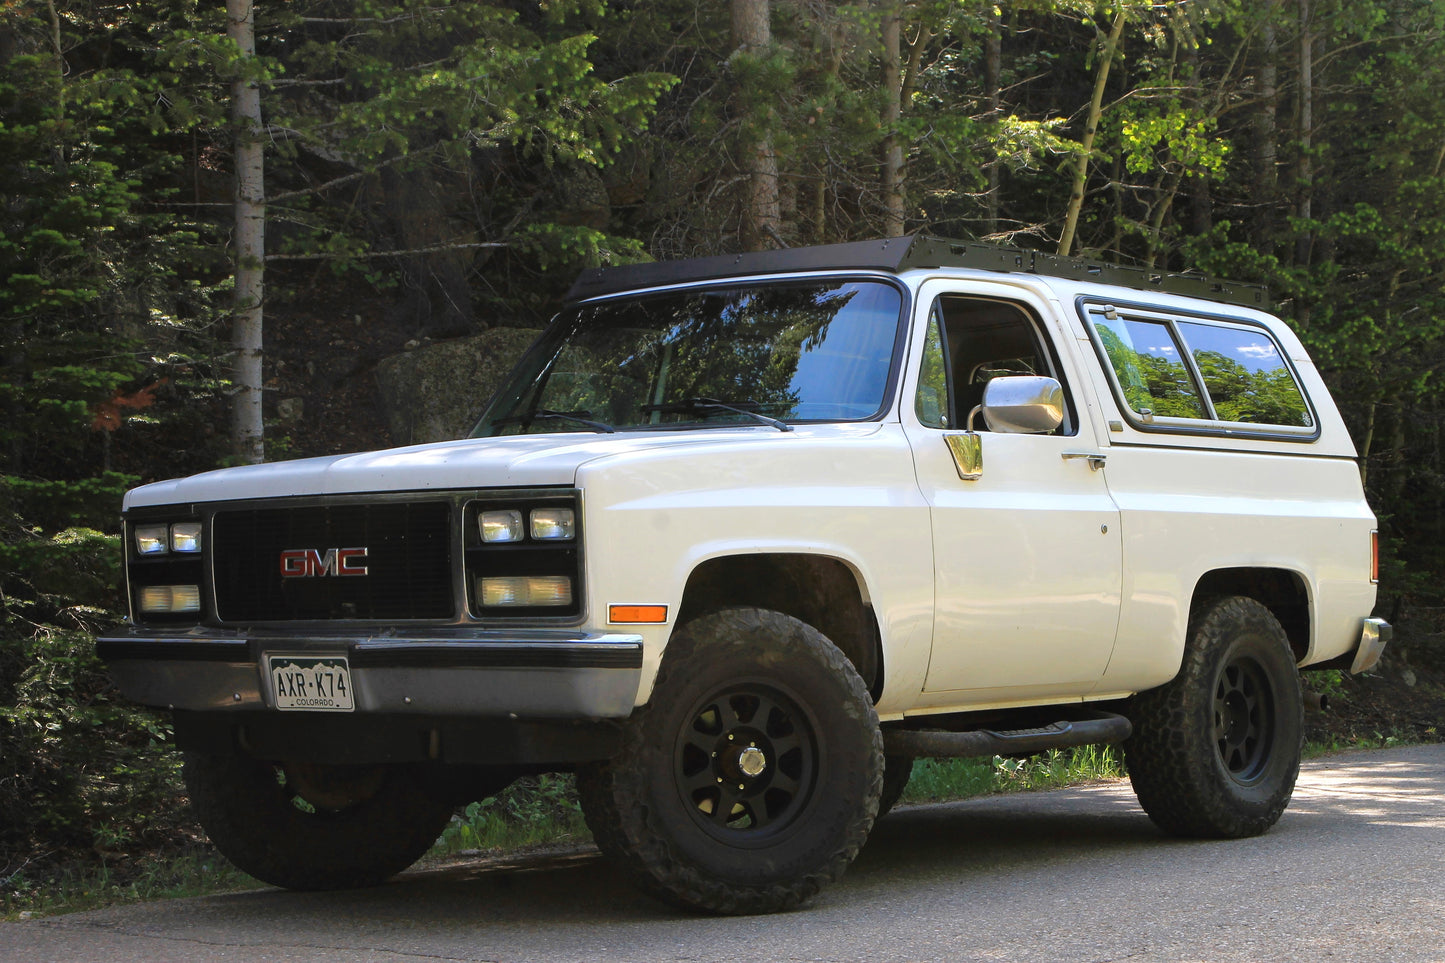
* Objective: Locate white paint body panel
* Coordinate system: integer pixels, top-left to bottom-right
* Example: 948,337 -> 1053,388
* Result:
121,265 -> 1380,719
899,279 -> 1122,705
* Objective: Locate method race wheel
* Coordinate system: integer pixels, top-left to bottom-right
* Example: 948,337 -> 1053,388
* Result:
578,608 -> 883,914
1123,595 -> 1303,838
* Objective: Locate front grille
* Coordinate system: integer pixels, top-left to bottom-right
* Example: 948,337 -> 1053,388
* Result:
212,502 -> 454,622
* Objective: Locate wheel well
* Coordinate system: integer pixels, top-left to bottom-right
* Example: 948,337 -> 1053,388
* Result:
1191,568 -> 1310,661
676,554 -> 884,700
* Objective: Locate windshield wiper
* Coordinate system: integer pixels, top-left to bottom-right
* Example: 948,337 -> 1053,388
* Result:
640,397 -> 792,433
492,408 -> 616,433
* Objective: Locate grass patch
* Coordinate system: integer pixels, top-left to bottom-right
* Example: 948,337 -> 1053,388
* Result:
1304,730 -> 1420,758
901,745 -> 1126,806
2,849 -> 257,921
430,773 -> 591,858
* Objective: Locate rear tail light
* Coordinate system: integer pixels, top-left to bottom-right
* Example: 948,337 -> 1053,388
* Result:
1371,531 -> 1380,584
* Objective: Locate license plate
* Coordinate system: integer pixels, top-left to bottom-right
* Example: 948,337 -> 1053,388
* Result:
267,655 -> 354,712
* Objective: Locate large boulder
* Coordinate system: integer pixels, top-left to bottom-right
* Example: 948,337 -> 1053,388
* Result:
374,328 -> 542,445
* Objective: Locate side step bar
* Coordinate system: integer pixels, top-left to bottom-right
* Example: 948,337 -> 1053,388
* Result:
883,711 -> 1132,759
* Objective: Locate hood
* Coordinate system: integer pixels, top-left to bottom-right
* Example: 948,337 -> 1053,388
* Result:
122,428 -> 825,509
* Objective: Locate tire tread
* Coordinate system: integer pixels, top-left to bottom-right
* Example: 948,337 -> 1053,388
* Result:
577,607 -> 882,914
1123,595 -> 1302,839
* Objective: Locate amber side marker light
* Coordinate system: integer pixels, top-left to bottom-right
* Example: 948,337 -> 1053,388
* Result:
1371,530 -> 1380,584
609,604 -> 668,624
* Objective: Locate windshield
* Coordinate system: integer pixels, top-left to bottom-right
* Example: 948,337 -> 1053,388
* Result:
472,279 -> 905,435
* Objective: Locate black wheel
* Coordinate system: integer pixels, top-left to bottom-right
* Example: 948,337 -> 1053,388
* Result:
577,608 -> 883,915
183,752 -> 455,890
1123,595 -> 1303,838
876,754 -> 913,819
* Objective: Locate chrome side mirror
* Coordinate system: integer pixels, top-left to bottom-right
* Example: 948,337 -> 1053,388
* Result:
976,375 -> 1064,434
945,375 -> 1064,481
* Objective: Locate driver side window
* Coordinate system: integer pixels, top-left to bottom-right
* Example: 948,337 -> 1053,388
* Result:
913,295 -> 1071,434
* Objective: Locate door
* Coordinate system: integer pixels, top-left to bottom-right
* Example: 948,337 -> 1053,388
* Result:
903,284 -> 1122,699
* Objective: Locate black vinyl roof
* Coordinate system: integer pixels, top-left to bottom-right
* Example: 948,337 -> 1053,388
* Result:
566,234 -> 1268,309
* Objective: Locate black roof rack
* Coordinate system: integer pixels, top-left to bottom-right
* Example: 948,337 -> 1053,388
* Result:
566,234 -> 1268,309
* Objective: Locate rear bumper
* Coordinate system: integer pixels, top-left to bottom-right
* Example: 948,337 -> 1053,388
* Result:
1350,617 -> 1392,675
96,626 -> 644,719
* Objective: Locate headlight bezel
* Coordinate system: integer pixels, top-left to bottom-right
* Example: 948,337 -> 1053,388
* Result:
126,515 -> 207,624
465,493 -> 582,618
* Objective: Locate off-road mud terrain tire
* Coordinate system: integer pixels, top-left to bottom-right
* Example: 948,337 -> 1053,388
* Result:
1123,595 -> 1303,838
576,607 -> 883,915
876,754 -> 914,819
183,752 -> 455,890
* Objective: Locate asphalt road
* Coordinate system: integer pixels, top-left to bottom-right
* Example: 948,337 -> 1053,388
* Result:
4,744 -> 1442,963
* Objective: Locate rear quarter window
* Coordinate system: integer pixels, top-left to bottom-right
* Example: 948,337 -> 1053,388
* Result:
1083,302 -> 1316,438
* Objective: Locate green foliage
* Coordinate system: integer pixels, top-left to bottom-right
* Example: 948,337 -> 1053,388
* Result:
3,848 -> 256,921
0,1 -> 227,887
1118,106 -> 1229,178
0,520 -> 187,881
902,746 -> 1126,805
249,1 -> 676,320
432,774 -> 590,856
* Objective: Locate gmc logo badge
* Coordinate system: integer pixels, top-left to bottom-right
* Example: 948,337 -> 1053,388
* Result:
279,547 -> 369,578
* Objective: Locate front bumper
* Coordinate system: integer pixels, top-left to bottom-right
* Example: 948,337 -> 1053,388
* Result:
96,626 -> 644,719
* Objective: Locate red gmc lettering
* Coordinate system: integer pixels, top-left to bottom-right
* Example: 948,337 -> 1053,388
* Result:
279,547 -> 369,577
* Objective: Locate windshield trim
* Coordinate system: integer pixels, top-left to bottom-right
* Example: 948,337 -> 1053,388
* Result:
471,272 -> 913,438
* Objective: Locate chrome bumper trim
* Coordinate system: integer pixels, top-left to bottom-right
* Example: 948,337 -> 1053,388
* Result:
1351,617 -> 1392,675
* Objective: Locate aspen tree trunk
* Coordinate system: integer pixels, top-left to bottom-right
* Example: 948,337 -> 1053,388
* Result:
228,0 -> 265,464
1294,0 -> 1314,270
1359,401 -> 1375,488
1183,38 -> 1212,240
1144,168 -> 1185,270
984,7 -> 1002,235
880,1 -> 905,236
1253,3 -> 1280,251
1057,7 -> 1126,257
811,13 -> 849,243
732,0 -> 781,251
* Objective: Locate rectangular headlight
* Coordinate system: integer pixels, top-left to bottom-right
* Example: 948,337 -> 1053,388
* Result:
170,522 -> 203,553
478,576 -> 573,607
530,508 -> 576,540
480,509 -> 525,543
135,524 -> 170,556
139,584 -> 201,613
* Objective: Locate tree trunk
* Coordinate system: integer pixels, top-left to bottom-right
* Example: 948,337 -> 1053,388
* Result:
984,7 -> 1002,235
880,0 -> 904,236
1182,36 -> 1212,244
228,0 -> 265,464
1058,7 -> 1127,257
378,164 -> 475,338
1252,4 -> 1280,251
732,0 -> 781,251
1294,0 -> 1313,269
1359,400 -> 1375,488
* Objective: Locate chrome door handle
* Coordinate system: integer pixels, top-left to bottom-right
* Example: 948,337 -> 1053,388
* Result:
1062,450 -> 1107,471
